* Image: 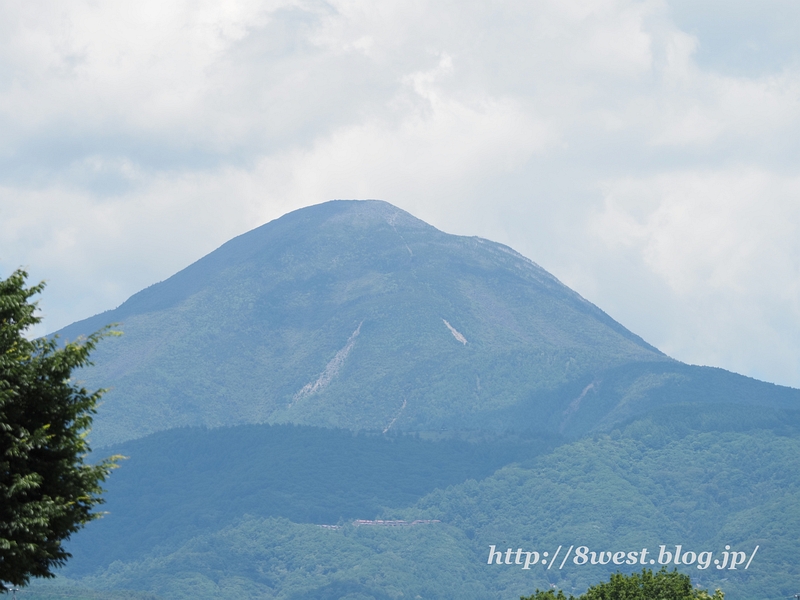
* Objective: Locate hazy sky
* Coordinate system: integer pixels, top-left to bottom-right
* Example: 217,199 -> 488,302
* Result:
2,0 -> 800,387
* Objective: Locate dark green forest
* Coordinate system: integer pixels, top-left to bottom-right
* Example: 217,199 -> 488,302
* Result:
23,422 -> 795,600
66,424 -> 559,571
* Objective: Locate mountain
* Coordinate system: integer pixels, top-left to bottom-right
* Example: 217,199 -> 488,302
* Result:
57,200 -> 672,446
37,199 -> 800,600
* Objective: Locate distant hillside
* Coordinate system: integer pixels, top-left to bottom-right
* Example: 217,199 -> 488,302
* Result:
56,425 -> 800,600
65,424 -> 559,573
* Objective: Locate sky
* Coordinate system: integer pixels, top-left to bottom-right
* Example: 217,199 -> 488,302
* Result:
1,0 -> 800,388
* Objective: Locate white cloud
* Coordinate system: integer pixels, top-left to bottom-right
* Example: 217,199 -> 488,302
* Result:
590,168 -> 800,385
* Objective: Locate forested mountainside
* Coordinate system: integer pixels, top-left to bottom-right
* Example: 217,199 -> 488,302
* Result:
40,423 -> 800,600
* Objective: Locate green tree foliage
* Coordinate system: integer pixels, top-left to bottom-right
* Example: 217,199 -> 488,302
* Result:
521,591 -> 571,600
0,269 -> 117,586
521,568 -> 724,600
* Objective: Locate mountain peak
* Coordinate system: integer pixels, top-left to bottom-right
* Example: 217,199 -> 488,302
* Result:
58,200 -> 668,446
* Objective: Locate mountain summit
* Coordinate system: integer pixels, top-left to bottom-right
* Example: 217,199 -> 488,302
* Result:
58,200 -> 795,446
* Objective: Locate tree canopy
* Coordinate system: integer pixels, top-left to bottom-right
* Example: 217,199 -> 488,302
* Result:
521,568 -> 724,600
0,269 -> 117,586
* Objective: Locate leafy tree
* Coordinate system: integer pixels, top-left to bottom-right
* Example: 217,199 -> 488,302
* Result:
0,269 -> 118,586
521,590 -> 572,600
521,568 -> 724,600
